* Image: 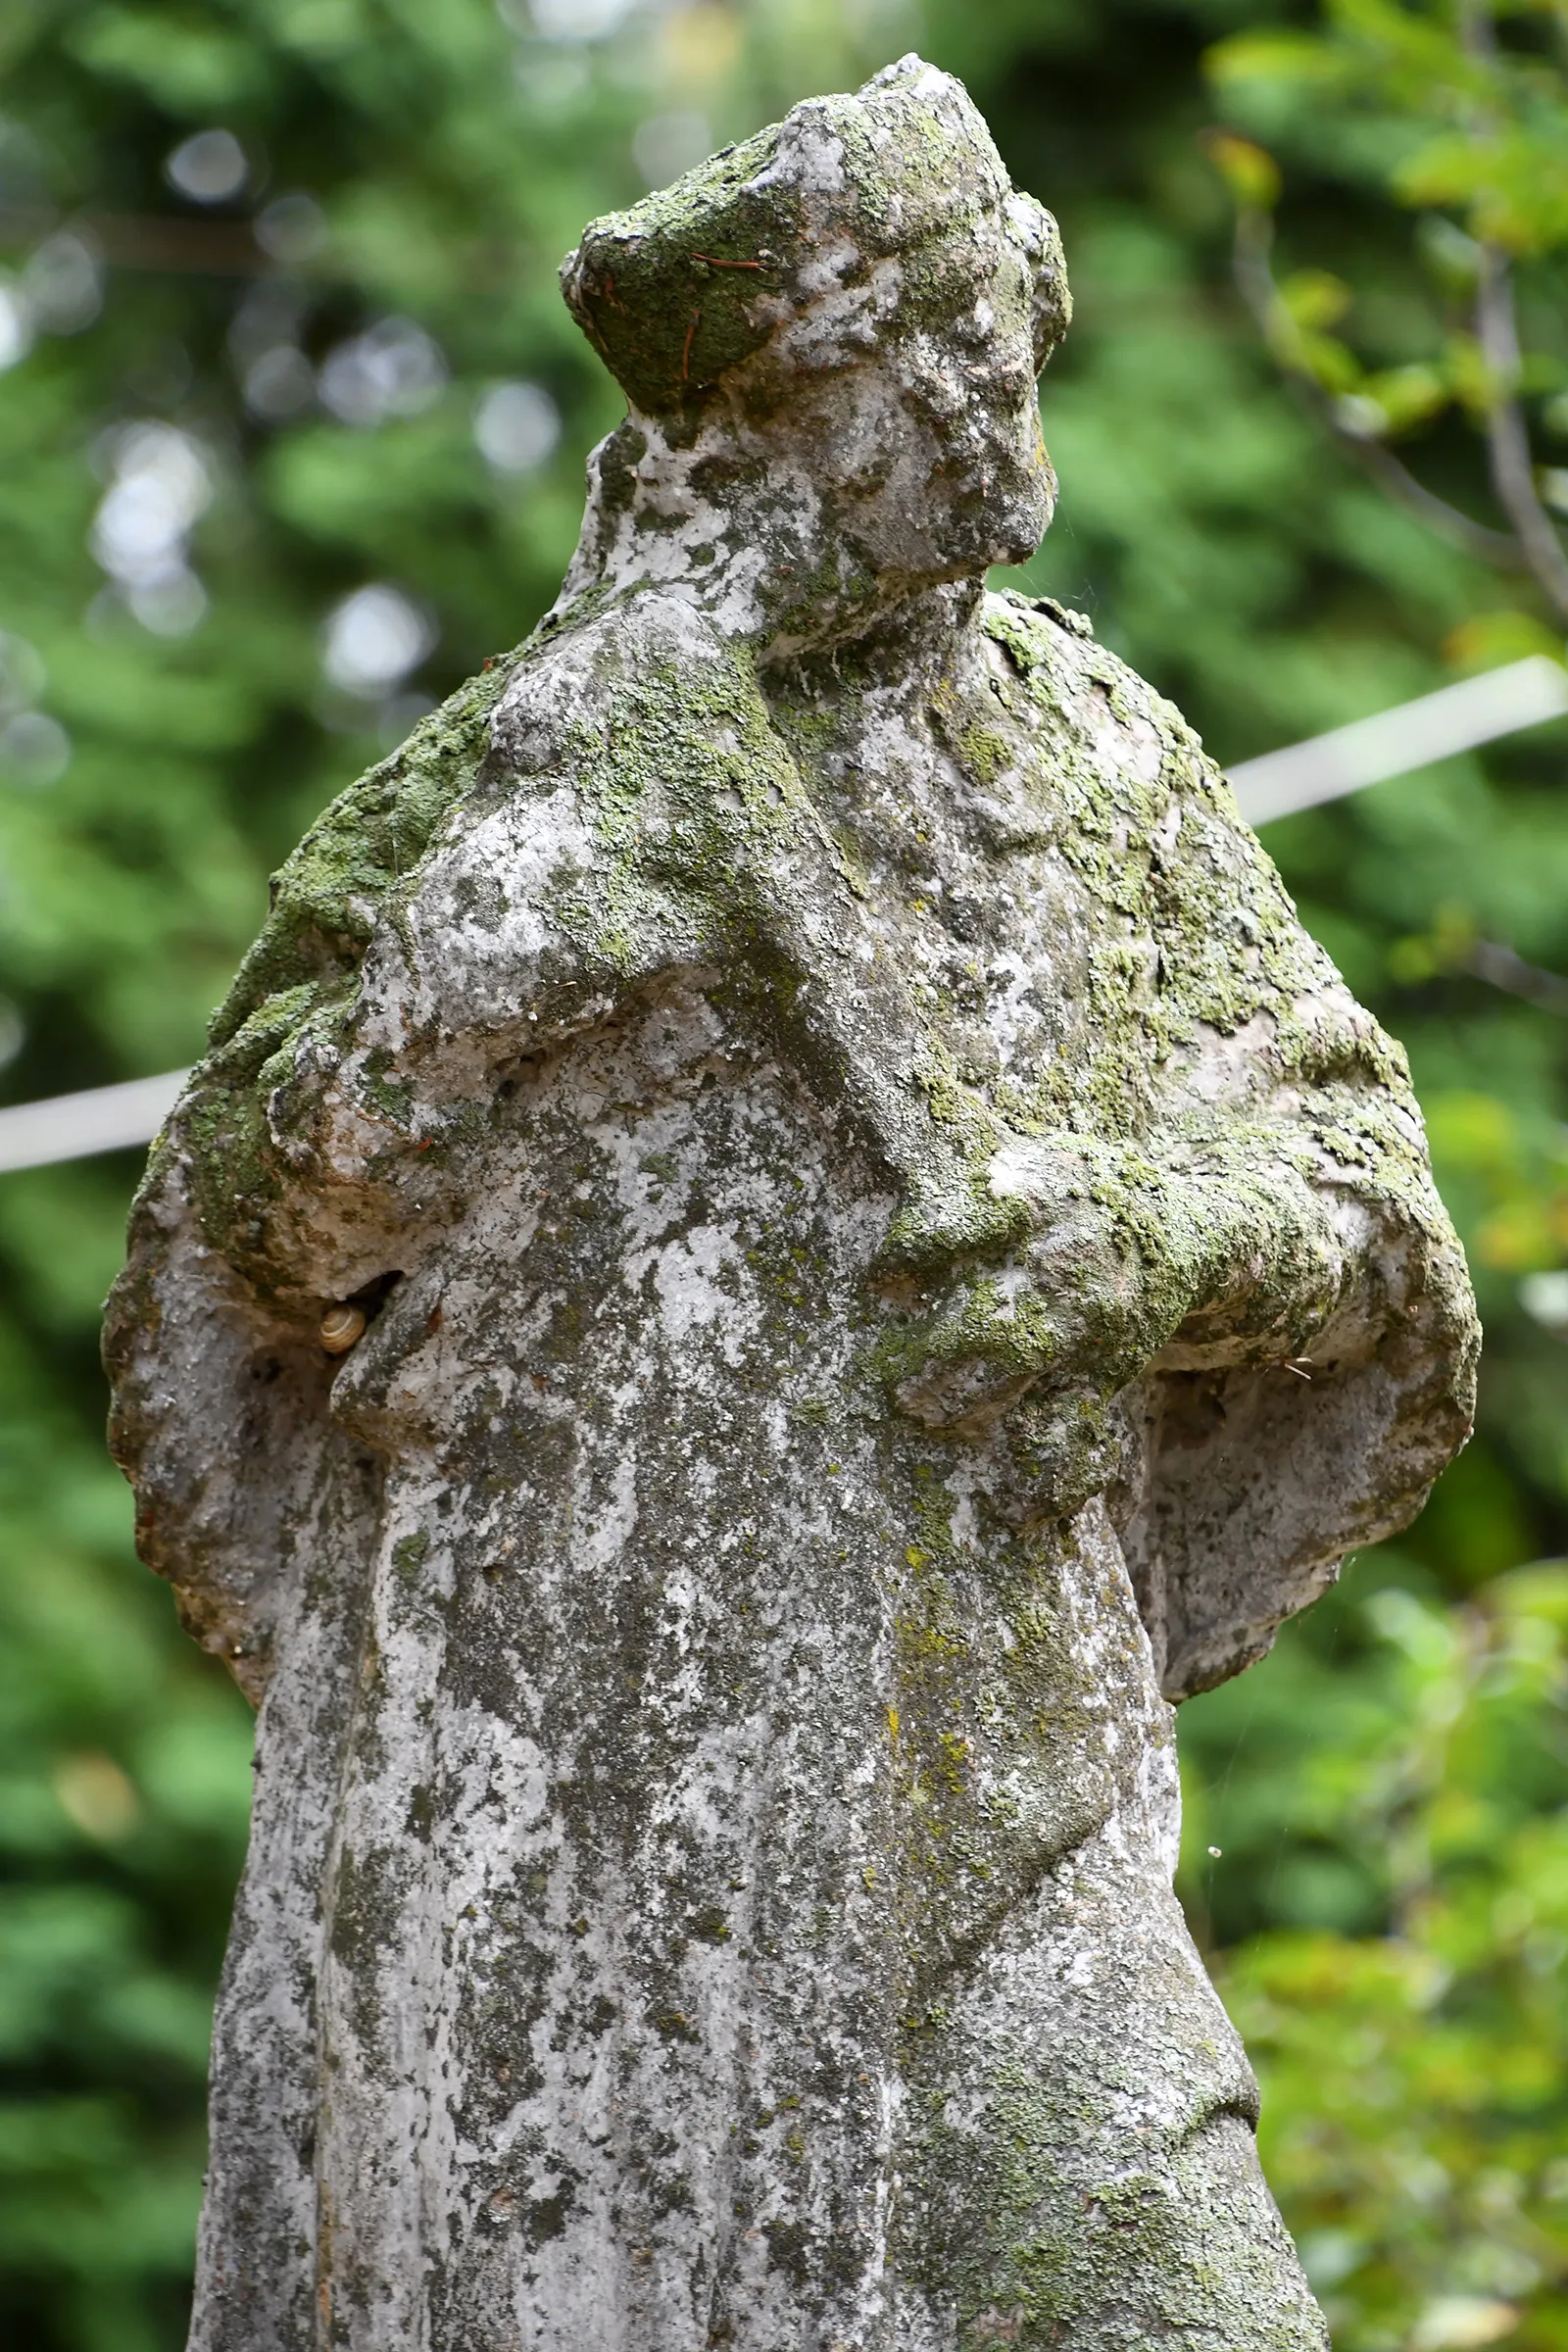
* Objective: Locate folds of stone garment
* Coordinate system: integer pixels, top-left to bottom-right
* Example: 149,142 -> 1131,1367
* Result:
105,580 -> 1475,2349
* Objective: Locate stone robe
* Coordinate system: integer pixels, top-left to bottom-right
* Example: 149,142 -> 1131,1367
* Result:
107,579 -> 1475,2350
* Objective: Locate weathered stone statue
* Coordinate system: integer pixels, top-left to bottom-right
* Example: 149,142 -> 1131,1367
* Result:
106,57 -> 1478,2352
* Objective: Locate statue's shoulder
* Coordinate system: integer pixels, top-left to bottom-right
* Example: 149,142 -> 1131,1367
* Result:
977,585 -> 1292,900
493,587 -> 775,781
977,589 -> 1388,1072
978,586 -> 1231,819
478,586 -> 808,903
208,594 -> 781,1054
981,584 -> 1099,658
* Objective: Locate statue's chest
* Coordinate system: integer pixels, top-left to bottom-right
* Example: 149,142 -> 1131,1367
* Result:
403,976 -> 898,1482
794,691 -> 1122,1111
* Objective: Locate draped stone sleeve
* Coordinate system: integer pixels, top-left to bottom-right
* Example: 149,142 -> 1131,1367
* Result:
103,659 -> 520,1699
104,598 -> 755,1698
1123,983 -> 1479,1701
872,592 -> 1479,1703
1110,681 -> 1480,1701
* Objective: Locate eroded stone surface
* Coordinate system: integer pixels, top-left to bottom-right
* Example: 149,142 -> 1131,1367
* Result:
105,55 -> 1477,2352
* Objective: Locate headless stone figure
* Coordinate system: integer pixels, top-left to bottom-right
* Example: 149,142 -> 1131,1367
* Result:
106,56 -> 1478,2352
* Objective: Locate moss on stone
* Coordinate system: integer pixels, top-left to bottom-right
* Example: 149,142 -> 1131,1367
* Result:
107,67 -> 1469,2337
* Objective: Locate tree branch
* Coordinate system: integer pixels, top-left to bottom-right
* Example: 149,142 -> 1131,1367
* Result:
1474,251 -> 1568,622
1468,937 -> 1568,1016
1456,0 -> 1568,622
1230,210 -> 1526,570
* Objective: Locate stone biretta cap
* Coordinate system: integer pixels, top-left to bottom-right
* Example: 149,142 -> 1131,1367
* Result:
560,54 -> 1071,420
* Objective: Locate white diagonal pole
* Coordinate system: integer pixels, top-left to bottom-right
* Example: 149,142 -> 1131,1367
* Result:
1227,654 -> 1568,824
0,656 -> 1564,1174
0,1068 -> 189,1174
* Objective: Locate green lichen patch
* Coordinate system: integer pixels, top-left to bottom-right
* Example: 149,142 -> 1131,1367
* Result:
148,659 -> 516,1281
559,59 -> 1051,421
561,124 -> 804,417
212,658 -> 514,1053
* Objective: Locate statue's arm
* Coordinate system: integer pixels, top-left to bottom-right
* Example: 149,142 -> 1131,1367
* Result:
884,1102 -> 1365,1436
888,603 -> 1478,1691
887,1021 -> 1474,1695
1126,742 -> 1478,1693
105,600 -> 736,1696
105,659 -> 529,1696
1128,1014 -> 1477,1698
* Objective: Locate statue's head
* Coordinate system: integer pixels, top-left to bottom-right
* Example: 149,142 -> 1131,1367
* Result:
559,57 -> 1070,605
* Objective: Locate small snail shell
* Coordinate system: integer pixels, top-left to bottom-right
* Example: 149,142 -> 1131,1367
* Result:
319,1302 -> 367,1355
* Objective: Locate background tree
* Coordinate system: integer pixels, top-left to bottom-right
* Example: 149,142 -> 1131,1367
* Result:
0,2 -> 1565,2346
1207,0 -> 1568,629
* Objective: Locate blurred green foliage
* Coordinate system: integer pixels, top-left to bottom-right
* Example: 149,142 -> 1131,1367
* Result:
1181,1557 -> 1568,2348
1,1 -> 1567,2346
1204,0 -> 1568,687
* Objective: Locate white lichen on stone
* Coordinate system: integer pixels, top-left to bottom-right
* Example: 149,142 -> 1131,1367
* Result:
105,54 -> 1476,2352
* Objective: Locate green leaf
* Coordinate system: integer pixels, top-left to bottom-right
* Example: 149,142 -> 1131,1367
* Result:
1200,128 -> 1283,209
1206,29 -> 1348,88
63,8 -> 276,114
1281,267 -> 1355,331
